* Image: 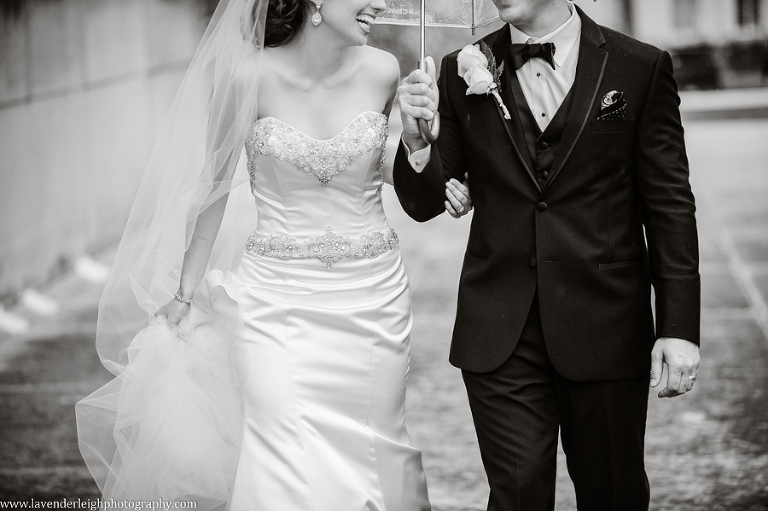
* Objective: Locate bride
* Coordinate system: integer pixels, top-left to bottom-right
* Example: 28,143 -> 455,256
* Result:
76,0 -> 471,509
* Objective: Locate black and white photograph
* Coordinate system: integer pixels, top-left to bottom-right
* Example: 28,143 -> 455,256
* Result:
0,0 -> 766,509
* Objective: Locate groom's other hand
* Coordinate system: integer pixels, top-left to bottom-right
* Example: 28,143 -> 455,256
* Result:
650,337 -> 701,398
397,56 -> 438,153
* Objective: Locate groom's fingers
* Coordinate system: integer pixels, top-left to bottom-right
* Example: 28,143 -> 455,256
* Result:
649,345 -> 663,387
423,56 -> 438,90
399,91 -> 435,110
402,69 -> 434,89
658,364 -> 684,398
399,99 -> 435,122
398,81 -> 437,104
397,80 -> 437,124
424,56 -> 440,112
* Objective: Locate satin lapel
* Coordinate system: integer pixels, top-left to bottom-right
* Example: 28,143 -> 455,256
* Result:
490,28 -> 541,191
544,9 -> 608,191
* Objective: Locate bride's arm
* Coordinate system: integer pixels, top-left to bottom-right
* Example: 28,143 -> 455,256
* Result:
156,49 -> 259,326
380,52 -> 400,187
154,187 -> 231,326
382,138 -> 397,187
177,193 -> 230,299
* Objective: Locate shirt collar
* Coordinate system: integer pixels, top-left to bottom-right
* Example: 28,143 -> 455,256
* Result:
508,2 -> 582,68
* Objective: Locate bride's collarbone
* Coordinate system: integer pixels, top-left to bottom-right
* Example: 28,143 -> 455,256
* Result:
258,79 -> 385,138
257,50 -> 389,137
262,46 -> 364,89
258,106 -> 381,141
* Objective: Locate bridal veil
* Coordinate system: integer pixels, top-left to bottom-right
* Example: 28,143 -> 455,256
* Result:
75,0 -> 267,505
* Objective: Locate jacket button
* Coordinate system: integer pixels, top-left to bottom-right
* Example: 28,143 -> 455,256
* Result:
542,171 -> 550,179
537,201 -> 548,212
529,257 -> 537,268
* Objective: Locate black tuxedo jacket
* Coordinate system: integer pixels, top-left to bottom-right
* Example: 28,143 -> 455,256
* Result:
393,8 -> 700,380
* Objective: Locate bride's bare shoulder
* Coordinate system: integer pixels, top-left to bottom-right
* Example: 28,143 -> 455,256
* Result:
358,46 -> 400,86
228,41 -> 270,86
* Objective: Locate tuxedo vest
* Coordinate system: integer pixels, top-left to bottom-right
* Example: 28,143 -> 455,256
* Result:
509,73 -> 575,186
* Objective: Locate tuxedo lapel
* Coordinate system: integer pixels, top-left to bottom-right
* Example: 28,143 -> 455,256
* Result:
544,8 -> 608,190
490,29 -> 541,192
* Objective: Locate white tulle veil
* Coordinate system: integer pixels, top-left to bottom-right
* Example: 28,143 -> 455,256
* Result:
76,0 -> 268,505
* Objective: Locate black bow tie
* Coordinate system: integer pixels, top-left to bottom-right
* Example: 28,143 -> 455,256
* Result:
508,42 -> 557,70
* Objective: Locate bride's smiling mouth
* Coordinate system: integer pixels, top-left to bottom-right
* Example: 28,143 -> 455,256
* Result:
355,13 -> 376,34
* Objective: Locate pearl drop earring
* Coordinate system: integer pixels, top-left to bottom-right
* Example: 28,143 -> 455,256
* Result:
311,2 -> 323,26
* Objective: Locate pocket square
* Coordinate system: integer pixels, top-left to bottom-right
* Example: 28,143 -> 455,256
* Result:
597,90 -> 627,120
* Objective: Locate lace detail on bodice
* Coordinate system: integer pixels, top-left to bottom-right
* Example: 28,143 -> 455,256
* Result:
245,111 -> 388,186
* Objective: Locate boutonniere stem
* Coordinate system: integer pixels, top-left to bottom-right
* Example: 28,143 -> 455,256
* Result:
489,84 -> 511,120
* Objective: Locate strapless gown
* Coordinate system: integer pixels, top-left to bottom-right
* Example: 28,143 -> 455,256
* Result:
227,111 -> 430,510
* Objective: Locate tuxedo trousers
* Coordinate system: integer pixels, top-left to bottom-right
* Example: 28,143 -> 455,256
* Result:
462,293 -> 651,511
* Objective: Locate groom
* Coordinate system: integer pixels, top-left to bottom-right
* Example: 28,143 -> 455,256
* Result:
394,0 -> 700,509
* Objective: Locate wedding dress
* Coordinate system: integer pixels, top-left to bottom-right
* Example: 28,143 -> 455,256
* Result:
229,109 -> 430,510
75,0 -> 429,505
76,109 -> 431,510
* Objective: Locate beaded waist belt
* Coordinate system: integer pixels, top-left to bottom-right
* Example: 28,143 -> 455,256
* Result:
246,226 -> 399,269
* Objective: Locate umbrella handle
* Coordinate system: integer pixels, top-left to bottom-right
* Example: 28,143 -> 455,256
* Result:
418,114 -> 440,144
417,59 -> 440,144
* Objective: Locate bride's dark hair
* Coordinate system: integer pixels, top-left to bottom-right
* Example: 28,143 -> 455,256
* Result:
262,0 -> 309,47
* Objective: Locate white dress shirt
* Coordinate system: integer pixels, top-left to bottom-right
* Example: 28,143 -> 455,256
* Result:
406,2 -> 582,171
510,2 -> 581,132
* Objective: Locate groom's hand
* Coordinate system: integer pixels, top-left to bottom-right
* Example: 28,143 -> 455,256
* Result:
650,337 -> 700,398
397,56 -> 438,153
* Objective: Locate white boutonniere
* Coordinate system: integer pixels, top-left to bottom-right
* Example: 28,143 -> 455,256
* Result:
457,41 -> 511,120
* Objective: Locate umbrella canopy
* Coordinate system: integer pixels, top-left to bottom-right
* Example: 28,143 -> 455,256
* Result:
379,0 -> 499,30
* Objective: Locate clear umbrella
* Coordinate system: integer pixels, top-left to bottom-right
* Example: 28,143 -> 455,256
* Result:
379,0 -> 499,31
378,0 -> 500,142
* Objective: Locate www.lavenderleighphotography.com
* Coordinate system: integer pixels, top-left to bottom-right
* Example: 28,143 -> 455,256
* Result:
1,0 -> 767,510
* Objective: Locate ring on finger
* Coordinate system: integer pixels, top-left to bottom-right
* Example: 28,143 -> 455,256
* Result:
457,206 -> 464,213
689,375 -> 697,381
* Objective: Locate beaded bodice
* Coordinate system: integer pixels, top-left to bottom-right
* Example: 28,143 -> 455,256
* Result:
242,111 -> 393,253
245,111 -> 388,186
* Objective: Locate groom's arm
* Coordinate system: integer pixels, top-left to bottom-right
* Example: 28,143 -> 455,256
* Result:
634,50 -> 701,396
394,54 -> 468,222
634,50 -> 700,345
392,142 -> 447,222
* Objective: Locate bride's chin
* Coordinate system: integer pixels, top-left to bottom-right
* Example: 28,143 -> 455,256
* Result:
347,33 -> 370,46
354,23 -> 373,42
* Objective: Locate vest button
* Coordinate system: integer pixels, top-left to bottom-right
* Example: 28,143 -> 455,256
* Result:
529,258 -> 537,268
539,142 -> 549,150
537,201 -> 548,212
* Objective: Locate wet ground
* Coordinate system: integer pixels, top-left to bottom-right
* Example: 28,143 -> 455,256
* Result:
1,117 -> 767,509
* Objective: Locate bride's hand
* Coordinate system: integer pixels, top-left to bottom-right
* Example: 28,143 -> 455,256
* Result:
154,298 -> 190,327
445,176 -> 472,218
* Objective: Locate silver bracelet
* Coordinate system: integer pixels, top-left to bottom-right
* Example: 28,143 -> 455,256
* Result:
174,292 -> 192,305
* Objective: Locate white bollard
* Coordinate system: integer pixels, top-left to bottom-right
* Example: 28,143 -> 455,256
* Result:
20,289 -> 60,317
0,307 -> 30,335
74,255 -> 111,284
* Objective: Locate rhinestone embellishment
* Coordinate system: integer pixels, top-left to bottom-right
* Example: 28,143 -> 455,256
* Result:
246,226 -> 399,269
245,111 -> 388,186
